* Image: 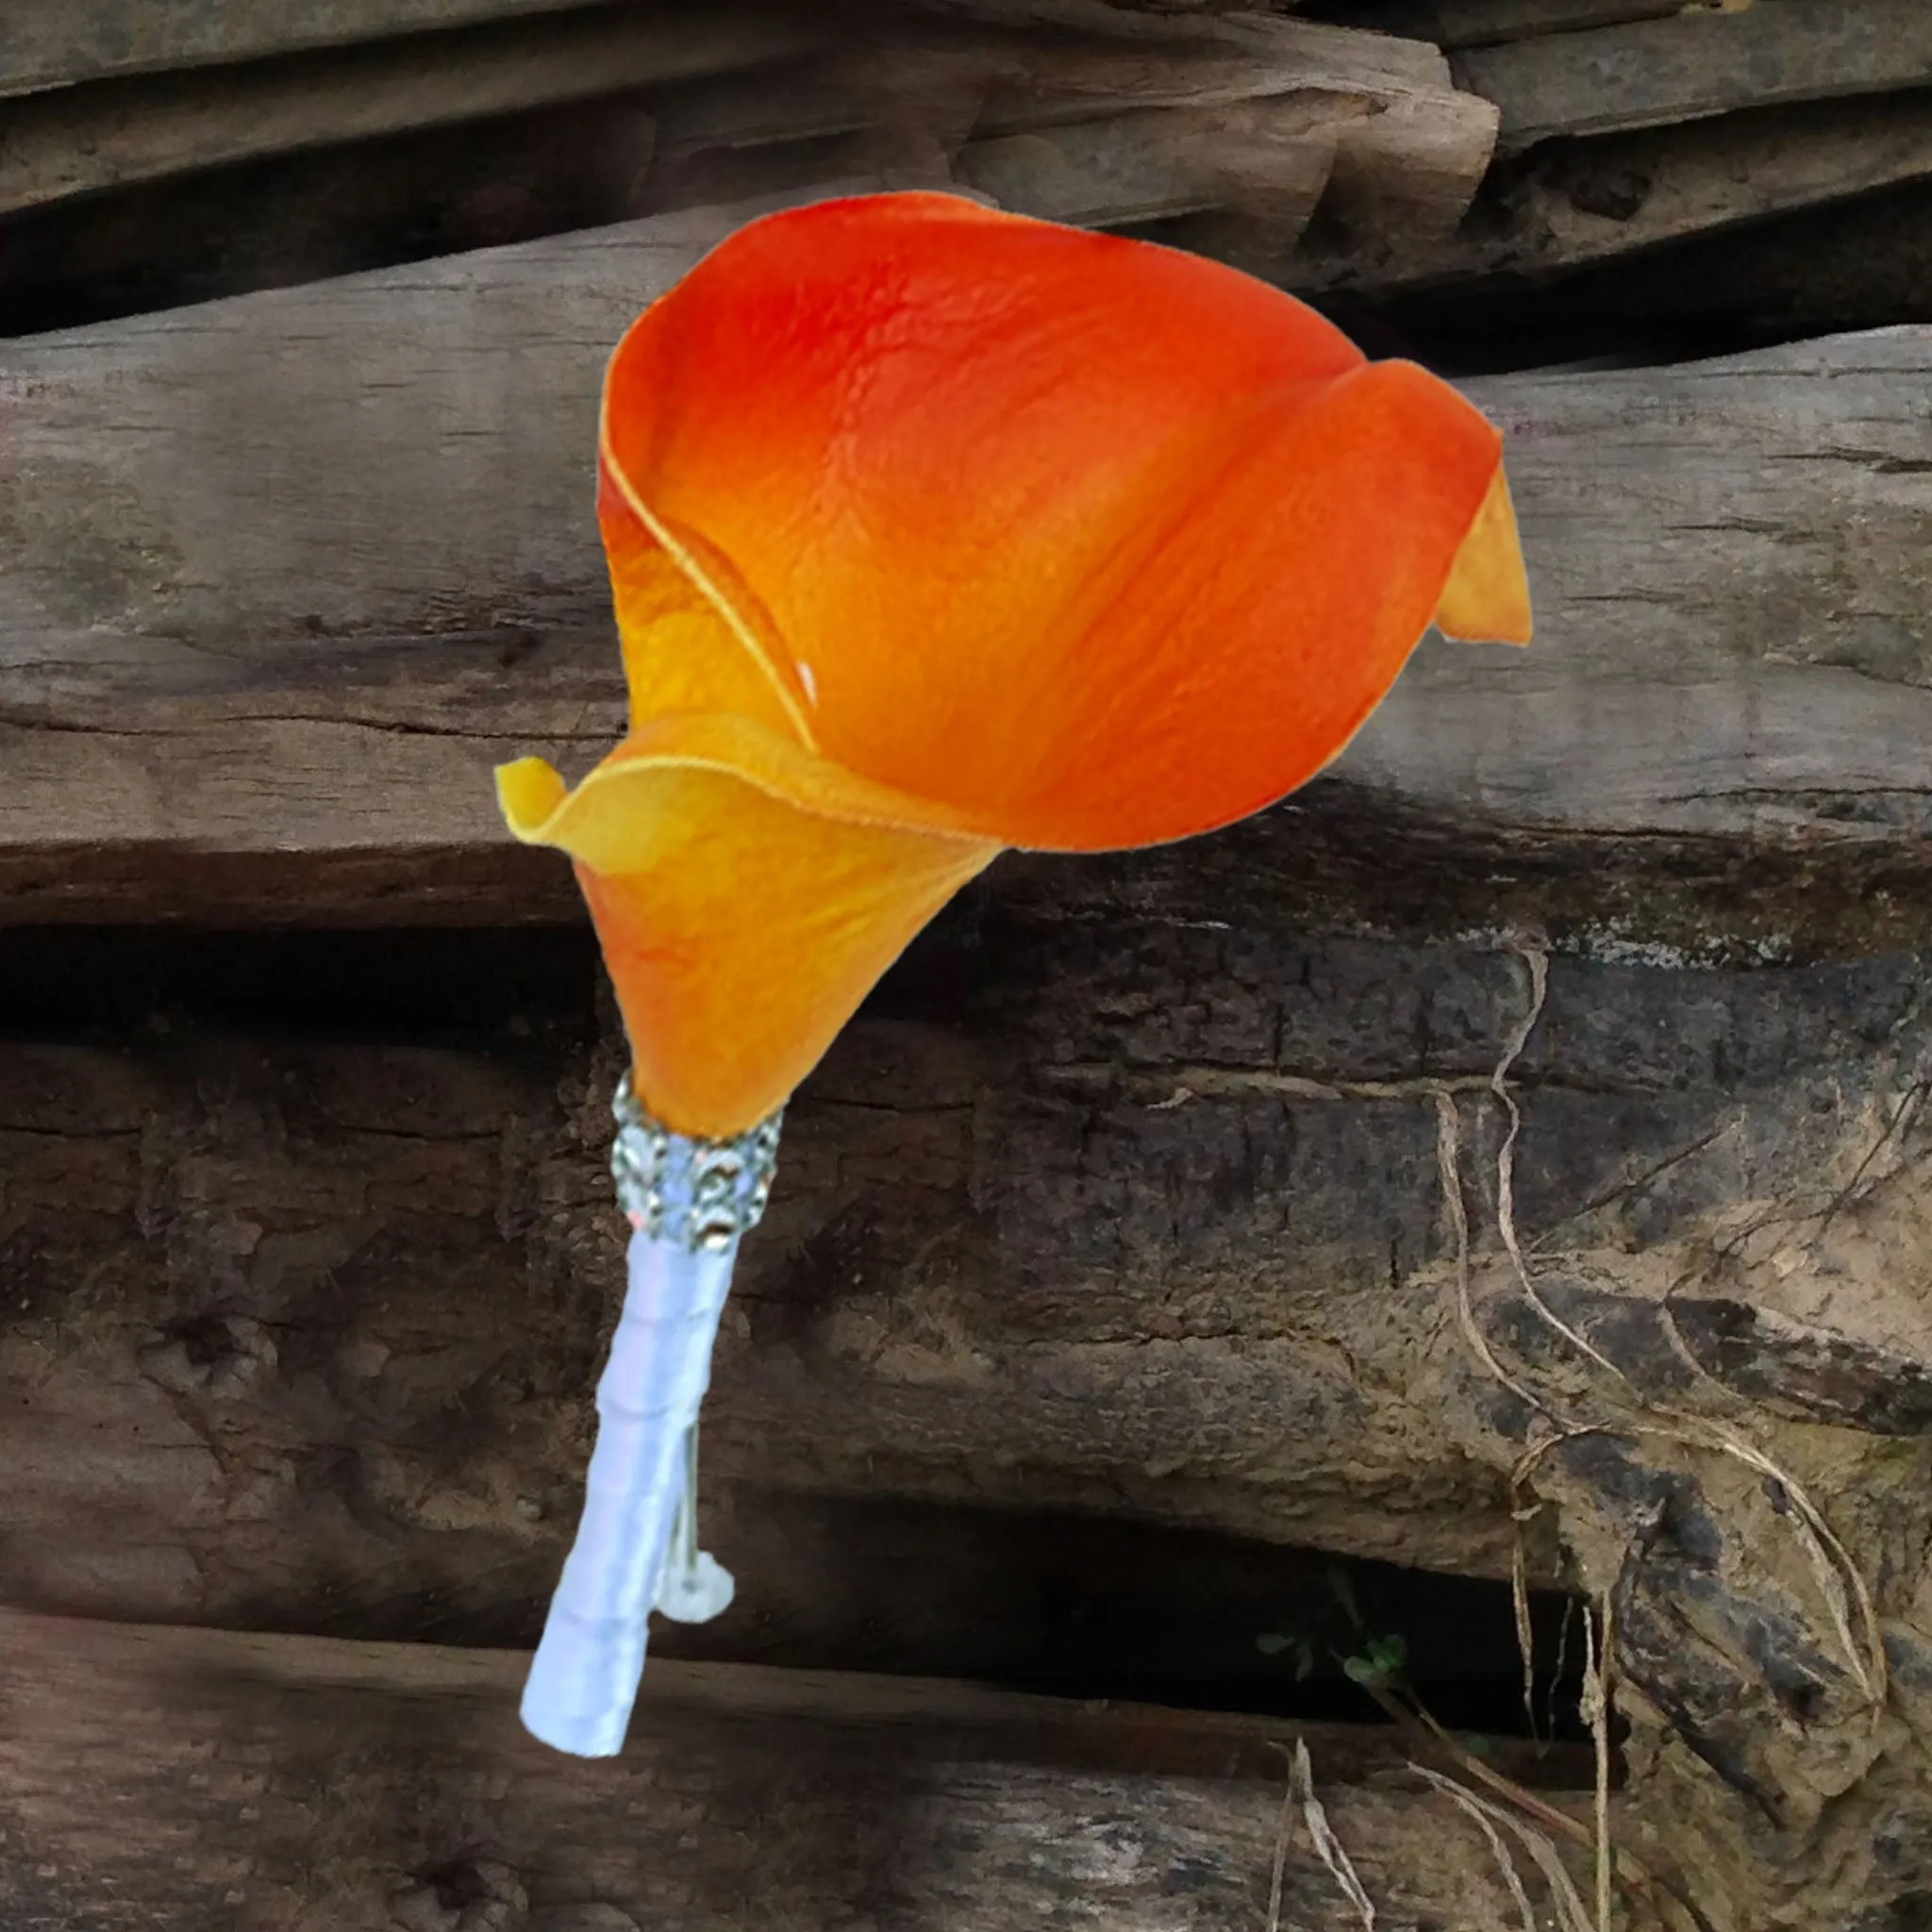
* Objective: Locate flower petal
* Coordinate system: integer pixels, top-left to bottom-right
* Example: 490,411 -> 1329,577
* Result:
598,192 -> 1517,848
601,192 -> 1360,769
988,358 -> 1512,849
498,716 -> 997,1137
598,453 -> 819,745
1434,463 -> 1533,646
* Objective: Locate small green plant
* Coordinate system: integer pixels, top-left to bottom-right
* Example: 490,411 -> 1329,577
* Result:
1341,1630 -> 1408,1690
1253,1563 -> 1415,1693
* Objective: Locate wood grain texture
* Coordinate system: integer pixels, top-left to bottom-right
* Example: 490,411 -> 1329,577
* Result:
969,12 -> 1459,116
1327,1 -> 1693,46
1457,0 -> 1932,151
0,1611 -> 1580,1932
0,7 -> 809,217
953,96 -> 1354,231
0,0 -> 734,101
0,1 -> 1484,218
954,16 -> 1499,239
647,18 -> 1496,238
4,911 -> 1929,1617
2,9 -> 1471,226
1434,0 -> 1682,42
1295,90 -> 1932,297
0,204 -> 1928,924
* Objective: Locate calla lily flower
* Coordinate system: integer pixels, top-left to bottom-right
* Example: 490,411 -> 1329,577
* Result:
498,192 -> 1530,1140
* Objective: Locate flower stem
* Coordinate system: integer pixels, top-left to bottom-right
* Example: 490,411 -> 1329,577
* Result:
520,1221 -> 738,1757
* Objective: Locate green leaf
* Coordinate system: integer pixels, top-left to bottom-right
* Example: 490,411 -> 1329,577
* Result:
1370,1633 -> 1408,1674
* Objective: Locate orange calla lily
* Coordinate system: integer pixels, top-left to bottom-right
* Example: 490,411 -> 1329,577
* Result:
498,192 -> 1531,1140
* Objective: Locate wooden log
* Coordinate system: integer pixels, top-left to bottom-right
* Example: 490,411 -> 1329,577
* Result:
952,97 -> 1356,232
963,18 -> 1498,237
6,914 -> 1931,1597
0,0 -> 758,101
1457,0 -> 1932,152
1288,90 -> 1932,298
0,6 -> 810,218
2,204 -> 1929,926
644,19 -> 1495,238
968,14 -> 1460,120
0,1611 -> 1590,1932
0,962 -> 1552,1617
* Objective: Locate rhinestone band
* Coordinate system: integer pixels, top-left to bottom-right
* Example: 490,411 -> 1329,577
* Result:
610,1072 -> 784,1252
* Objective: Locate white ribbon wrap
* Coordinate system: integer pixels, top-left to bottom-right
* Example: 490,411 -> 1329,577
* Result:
520,1081 -> 780,1758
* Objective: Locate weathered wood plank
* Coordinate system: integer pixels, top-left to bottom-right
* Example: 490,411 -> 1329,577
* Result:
646,20 -> 1495,239
0,11 -> 1485,227
970,12 -> 1459,117
0,1611 -> 1583,1790
0,1611 -> 1582,1932
0,979 -> 1547,1612
959,18 -> 1499,237
0,0 -> 729,101
953,98 -> 1353,232
1457,0 -> 1932,151
647,8 -> 1461,152
1,203 -> 1927,924
1290,91 -> 1932,298
1,910 -> 1923,1624
0,7 -> 809,218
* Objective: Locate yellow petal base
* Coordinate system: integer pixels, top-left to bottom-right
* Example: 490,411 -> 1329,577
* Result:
498,717 -> 999,1139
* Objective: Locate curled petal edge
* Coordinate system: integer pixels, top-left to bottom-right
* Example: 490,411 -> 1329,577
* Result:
497,716 -> 999,1138
1434,463 -> 1532,647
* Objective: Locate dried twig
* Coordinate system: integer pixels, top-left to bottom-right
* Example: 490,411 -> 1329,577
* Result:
1475,941 -> 1889,1716
1409,1765 -> 1594,1932
1491,944 -> 1624,1383
1413,1765 -> 1540,1932
1434,1088 -> 1545,1418
1351,1675 -> 1593,1853
1511,1421 -> 1887,1714
1583,1598 -> 1615,1932
1289,1739 -> 1378,1930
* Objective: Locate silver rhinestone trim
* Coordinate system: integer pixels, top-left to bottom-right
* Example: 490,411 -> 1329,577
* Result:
610,1072 -> 783,1252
